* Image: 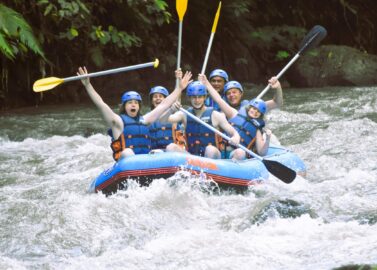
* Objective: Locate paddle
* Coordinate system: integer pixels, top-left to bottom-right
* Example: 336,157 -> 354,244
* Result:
175,0 -> 188,88
201,2 -> 222,75
180,107 -> 296,184
256,25 -> 327,99
33,59 -> 160,92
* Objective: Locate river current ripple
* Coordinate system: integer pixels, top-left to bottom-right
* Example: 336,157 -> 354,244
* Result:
0,86 -> 376,269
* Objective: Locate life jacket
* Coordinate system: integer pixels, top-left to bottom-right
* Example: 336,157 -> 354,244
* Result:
229,106 -> 265,150
235,99 -> 250,111
149,121 -> 186,150
109,114 -> 151,161
204,96 -> 223,112
186,107 -> 223,156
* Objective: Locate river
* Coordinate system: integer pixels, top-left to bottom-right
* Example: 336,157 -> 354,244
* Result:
0,86 -> 376,269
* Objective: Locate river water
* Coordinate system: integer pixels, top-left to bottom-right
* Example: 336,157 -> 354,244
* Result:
0,86 -> 376,269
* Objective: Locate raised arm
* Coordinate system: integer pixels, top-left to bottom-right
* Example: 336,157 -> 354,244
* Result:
168,110 -> 186,127
265,76 -> 283,111
158,101 -> 181,123
198,74 -> 238,119
77,67 -> 123,136
143,70 -> 192,124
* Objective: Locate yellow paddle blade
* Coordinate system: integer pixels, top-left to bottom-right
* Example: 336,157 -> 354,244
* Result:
211,1 -> 222,33
33,77 -> 64,92
154,58 -> 159,68
176,0 -> 188,21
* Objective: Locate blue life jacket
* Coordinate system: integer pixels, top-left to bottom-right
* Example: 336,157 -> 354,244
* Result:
229,106 -> 265,149
186,107 -> 218,156
149,121 -> 184,149
149,120 -> 173,149
205,96 -> 223,112
109,114 -> 151,155
235,99 -> 250,111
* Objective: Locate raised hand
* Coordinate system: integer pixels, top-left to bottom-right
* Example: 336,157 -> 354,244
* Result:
77,67 -> 90,87
198,73 -> 209,86
268,76 -> 281,89
175,68 -> 183,80
170,101 -> 182,113
180,71 -> 193,90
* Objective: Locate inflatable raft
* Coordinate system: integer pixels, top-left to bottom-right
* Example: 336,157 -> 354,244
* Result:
89,144 -> 306,195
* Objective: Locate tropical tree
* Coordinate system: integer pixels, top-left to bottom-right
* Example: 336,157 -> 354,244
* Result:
0,3 -> 44,59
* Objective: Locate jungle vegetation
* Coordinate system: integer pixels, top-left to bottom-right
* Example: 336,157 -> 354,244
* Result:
0,0 -> 376,109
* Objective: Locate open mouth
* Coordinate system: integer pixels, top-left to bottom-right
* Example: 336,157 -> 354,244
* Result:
130,109 -> 137,113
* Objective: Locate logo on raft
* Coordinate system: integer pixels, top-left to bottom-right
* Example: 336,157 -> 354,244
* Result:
185,157 -> 219,170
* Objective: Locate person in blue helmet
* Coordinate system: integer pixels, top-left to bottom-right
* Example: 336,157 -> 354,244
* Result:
77,66 -> 192,160
224,77 -> 283,111
148,86 -> 186,150
166,81 -> 240,159
199,74 -> 271,160
204,68 -> 229,111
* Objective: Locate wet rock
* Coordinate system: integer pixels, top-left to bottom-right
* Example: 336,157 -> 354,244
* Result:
355,211 -> 377,225
288,45 -> 377,87
251,199 -> 317,225
332,264 -> 377,270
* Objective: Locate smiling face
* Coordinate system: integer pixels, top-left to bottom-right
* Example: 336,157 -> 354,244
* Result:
225,88 -> 243,108
210,76 -> 226,93
124,100 -> 140,117
190,95 -> 206,110
247,105 -> 262,119
151,93 -> 165,108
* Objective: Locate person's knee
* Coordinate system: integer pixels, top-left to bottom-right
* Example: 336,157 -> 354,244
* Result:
205,145 -> 220,159
121,148 -> 135,158
166,143 -> 186,153
231,149 -> 246,160
165,143 -> 176,152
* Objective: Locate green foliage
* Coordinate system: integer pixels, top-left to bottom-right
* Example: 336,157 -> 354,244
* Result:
247,26 -> 307,68
37,0 -> 90,42
276,50 -> 290,60
34,0 -> 170,67
37,0 -> 171,57
0,3 -> 44,59
37,0 -> 89,18
228,1 -> 250,17
249,26 -> 307,52
89,25 -> 141,49
2,0 -> 377,109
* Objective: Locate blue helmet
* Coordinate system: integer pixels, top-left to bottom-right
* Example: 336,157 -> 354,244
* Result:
209,69 -> 229,82
187,81 -> 207,96
149,86 -> 169,97
224,81 -> 243,94
248,98 -> 267,114
121,91 -> 142,103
